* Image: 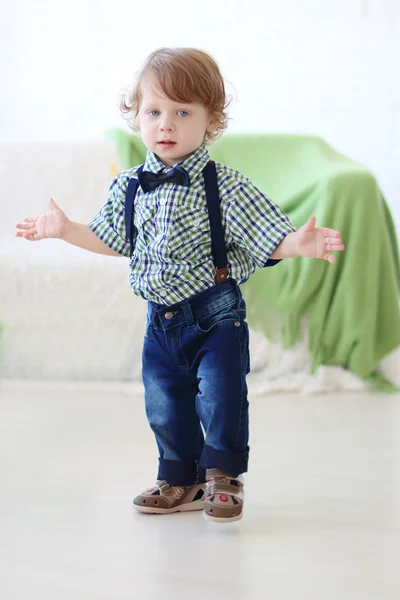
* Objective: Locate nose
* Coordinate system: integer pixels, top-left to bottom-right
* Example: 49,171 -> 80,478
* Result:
159,114 -> 174,132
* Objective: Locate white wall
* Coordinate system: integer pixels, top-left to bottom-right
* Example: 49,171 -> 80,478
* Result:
1,0 -> 400,231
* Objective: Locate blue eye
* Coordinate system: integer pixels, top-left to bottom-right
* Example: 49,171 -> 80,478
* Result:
149,110 -> 160,117
178,110 -> 189,117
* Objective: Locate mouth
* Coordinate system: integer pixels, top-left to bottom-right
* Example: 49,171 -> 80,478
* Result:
157,141 -> 177,148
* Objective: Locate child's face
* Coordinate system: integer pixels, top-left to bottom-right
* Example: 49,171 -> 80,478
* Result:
137,76 -> 214,166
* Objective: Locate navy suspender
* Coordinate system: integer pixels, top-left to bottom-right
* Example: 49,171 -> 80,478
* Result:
202,161 -> 229,283
124,165 -> 144,259
124,161 -> 229,284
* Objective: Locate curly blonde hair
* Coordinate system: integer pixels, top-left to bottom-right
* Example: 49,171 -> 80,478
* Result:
120,48 -> 230,143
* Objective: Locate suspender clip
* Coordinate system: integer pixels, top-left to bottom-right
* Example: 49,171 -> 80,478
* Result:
215,266 -> 229,284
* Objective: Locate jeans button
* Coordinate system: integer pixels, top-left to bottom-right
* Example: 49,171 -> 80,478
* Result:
165,312 -> 174,320
234,321 -> 240,327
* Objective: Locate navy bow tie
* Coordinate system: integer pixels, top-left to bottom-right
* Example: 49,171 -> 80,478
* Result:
138,165 -> 190,193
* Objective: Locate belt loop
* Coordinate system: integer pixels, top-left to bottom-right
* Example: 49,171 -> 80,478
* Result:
181,301 -> 195,327
148,302 -> 160,330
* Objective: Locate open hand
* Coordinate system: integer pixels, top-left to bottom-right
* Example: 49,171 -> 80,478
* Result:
296,216 -> 345,264
15,198 -> 70,241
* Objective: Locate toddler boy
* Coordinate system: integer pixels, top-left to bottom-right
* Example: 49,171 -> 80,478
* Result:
16,47 -> 344,523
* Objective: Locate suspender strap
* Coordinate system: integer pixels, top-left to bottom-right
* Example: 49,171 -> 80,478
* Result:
202,161 -> 229,283
125,166 -> 143,258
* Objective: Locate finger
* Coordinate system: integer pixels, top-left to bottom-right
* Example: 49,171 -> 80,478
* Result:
325,236 -> 343,244
23,217 -> 37,223
304,216 -> 316,232
325,235 -> 345,251
322,228 -> 341,237
16,230 -> 37,238
16,230 -> 38,238
325,238 -> 344,251
323,252 -> 336,264
48,197 -> 58,210
16,222 -> 37,231
326,242 -> 345,251
22,233 -> 39,241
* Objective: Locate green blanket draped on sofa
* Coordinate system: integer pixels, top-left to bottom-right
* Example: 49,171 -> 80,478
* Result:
107,129 -> 400,388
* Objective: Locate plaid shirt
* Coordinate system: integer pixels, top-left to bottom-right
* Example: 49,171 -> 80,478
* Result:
89,144 -> 296,304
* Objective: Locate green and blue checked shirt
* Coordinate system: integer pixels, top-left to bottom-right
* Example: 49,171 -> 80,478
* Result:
89,144 -> 296,304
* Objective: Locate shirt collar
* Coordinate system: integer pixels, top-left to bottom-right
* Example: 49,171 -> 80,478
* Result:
142,144 -> 211,183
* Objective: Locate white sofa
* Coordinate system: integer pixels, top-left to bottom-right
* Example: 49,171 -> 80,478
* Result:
0,139 -> 146,381
0,139 -> 398,389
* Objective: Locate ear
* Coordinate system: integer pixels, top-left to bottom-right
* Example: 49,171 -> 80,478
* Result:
206,116 -> 217,134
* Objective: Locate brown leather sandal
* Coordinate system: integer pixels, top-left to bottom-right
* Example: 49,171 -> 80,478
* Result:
204,468 -> 244,523
133,481 -> 206,514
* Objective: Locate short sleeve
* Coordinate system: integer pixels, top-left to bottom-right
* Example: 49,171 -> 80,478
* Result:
226,179 -> 296,268
88,173 -> 131,257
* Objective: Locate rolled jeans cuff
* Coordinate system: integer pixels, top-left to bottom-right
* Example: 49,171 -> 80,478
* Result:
157,458 -> 206,486
199,444 -> 249,478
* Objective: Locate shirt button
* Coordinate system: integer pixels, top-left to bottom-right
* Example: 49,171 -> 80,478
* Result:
193,219 -> 201,227
165,312 -> 174,320
159,289 -> 167,297
159,198 -> 167,206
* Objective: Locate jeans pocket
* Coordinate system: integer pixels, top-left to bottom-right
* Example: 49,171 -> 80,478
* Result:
195,305 -> 245,334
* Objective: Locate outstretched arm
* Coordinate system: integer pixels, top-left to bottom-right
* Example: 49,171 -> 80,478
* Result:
16,198 -> 121,257
270,216 -> 345,264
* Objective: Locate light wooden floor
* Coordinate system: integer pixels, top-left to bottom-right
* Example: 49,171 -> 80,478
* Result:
0,381 -> 399,600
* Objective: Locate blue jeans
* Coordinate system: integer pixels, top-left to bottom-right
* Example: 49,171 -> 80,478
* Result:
142,279 -> 250,486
